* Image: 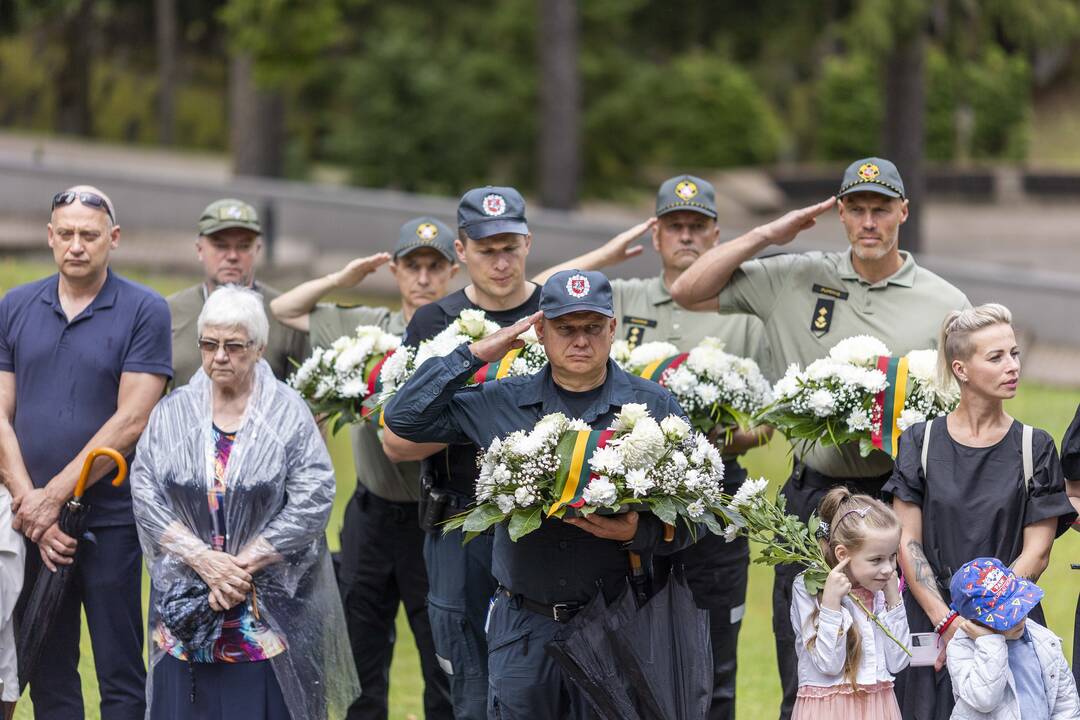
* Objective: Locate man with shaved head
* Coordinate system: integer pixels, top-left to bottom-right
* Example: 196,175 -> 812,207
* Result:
0,185 -> 172,718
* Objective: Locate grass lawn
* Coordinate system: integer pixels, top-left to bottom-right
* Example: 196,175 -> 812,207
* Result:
5,260 -> 1077,718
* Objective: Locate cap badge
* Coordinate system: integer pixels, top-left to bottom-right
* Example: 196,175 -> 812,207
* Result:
416,222 -> 439,242
566,274 -> 591,299
674,180 -> 698,200
226,206 -> 244,219
482,193 -> 507,216
857,163 -> 880,181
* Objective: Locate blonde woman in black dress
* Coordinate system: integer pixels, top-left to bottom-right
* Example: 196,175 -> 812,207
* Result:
884,303 -> 1076,720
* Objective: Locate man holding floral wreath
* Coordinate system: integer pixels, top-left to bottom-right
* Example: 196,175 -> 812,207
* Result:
384,269 -> 695,719
534,174 -> 770,720
670,157 -> 970,719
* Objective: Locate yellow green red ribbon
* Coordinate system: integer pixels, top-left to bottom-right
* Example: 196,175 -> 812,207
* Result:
638,353 -> 689,386
472,347 -> 524,384
548,428 -> 615,516
871,355 -> 910,457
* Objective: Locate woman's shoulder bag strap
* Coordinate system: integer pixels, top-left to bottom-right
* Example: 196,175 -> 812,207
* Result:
1022,424 -> 1034,492
920,419 -> 933,476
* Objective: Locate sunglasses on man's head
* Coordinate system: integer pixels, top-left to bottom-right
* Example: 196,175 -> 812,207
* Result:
52,191 -> 116,224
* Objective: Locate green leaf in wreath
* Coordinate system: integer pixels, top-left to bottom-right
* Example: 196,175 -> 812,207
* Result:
651,497 -> 680,526
699,512 -> 723,535
461,504 -> 505,533
508,506 -> 543,542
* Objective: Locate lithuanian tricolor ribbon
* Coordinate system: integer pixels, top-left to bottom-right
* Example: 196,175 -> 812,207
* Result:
871,355 -> 910,457
638,353 -> 689,386
548,428 -> 615,516
472,347 -> 524,384
360,350 -> 394,426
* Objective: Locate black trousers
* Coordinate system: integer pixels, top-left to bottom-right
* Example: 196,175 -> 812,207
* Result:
771,465 -> 891,720
15,523 -> 146,720
337,486 -> 452,720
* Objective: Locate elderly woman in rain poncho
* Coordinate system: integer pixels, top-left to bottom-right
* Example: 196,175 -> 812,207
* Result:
129,285 -> 358,720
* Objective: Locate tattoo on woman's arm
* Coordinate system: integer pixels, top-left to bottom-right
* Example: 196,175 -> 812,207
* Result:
907,540 -> 944,602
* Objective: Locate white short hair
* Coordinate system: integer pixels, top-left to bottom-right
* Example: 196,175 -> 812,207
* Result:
197,285 -> 269,347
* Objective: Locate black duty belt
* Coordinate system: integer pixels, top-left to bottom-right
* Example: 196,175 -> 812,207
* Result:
501,587 -> 582,623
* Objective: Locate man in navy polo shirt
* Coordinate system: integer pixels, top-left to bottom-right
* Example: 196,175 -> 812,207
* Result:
0,185 -> 172,719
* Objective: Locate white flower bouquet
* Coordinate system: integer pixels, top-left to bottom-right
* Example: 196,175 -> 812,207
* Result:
377,309 -> 548,407
288,325 -> 401,433
612,338 -> 772,437
762,336 -> 959,457
444,404 -> 734,542
724,478 -> 910,655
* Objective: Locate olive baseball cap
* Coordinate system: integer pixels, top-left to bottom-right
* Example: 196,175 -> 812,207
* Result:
457,186 -> 529,240
393,217 -> 457,264
838,158 -> 905,199
198,199 -> 261,236
656,174 -> 717,219
540,269 -> 614,319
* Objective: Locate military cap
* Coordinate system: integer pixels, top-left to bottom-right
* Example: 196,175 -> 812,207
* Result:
198,198 -> 261,236
393,217 -> 457,264
655,174 -> 717,219
457,186 -> 529,240
837,157 -> 905,199
540,269 -> 614,319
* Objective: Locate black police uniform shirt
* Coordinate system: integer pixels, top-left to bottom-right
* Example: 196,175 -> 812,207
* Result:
402,286 -> 542,499
385,343 -> 694,605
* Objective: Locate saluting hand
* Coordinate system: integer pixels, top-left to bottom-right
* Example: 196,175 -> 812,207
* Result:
469,311 -> 543,364
330,252 -> 392,289
596,218 -> 657,266
753,196 -> 836,247
821,556 -> 852,611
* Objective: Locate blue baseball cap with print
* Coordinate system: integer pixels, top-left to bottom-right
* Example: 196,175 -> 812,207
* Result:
949,557 -> 1044,631
457,186 -> 529,240
540,269 -> 614,319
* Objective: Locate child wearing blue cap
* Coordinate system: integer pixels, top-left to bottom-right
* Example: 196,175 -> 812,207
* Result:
946,558 -> 1079,719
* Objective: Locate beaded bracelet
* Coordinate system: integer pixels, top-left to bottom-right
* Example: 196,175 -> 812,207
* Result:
934,610 -> 959,636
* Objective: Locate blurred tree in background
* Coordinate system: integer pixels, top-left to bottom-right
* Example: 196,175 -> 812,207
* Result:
1,0 -> 1079,209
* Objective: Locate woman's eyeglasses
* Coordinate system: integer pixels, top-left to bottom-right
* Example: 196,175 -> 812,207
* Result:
52,191 -> 116,224
197,338 -> 255,355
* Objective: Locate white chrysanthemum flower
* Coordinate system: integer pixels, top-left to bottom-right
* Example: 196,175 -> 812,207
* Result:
618,417 -> 667,468
808,389 -> 836,417
663,367 -> 698,396
660,416 -> 691,441
773,373 -> 801,401
897,408 -> 927,432
588,446 -> 623,476
828,335 -> 890,367
905,348 -> 937,382
627,341 -> 679,369
686,500 -> 706,518
731,477 -> 769,509
339,376 -> 366,398
378,345 -> 412,387
722,523 -> 739,543
581,476 -> 618,506
495,494 -> 516,514
492,464 -> 512,485
567,418 -> 591,432
670,450 -> 688,470
696,383 -> 721,405
514,486 -> 536,507
625,468 -> 655,497
611,403 -> 649,433
610,340 -> 632,366
846,408 -> 872,432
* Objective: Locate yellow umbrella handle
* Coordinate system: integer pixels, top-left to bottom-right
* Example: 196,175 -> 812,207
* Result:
73,447 -> 128,500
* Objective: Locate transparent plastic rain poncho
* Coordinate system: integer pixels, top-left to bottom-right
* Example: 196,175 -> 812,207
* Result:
129,360 -> 359,719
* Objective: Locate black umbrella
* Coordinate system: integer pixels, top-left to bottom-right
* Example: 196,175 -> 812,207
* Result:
607,568 -> 712,720
16,447 -> 127,692
545,582 -> 643,720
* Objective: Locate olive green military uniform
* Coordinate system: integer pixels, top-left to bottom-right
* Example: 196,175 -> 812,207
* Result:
615,272 -> 765,720
718,246 -> 970,719
308,302 -> 452,720
167,283 -> 309,387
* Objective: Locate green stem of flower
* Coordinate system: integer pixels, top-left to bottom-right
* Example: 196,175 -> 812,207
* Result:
847,592 -> 912,656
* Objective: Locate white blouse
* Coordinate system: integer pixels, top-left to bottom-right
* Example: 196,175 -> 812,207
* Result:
790,571 -> 912,688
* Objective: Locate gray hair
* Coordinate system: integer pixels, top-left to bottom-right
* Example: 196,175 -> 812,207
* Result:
197,285 -> 269,347
937,303 -> 1013,386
